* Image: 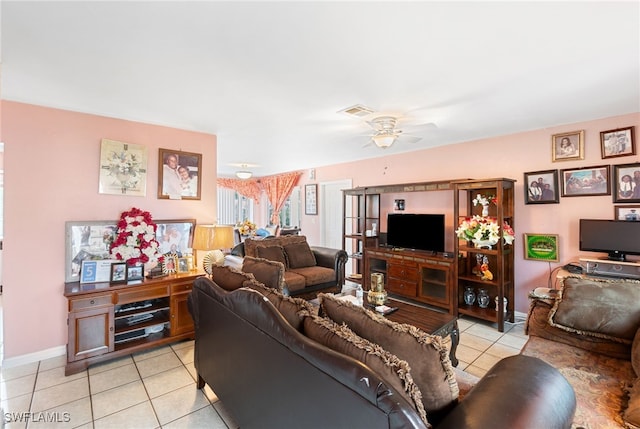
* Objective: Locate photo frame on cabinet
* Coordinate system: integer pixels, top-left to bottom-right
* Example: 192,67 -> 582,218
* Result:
612,163 -> 640,203
552,130 -> 584,162
66,221 -> 118,283
560,165 -> 610,197
157,149 -> 202,200
601,126 -> 635,159
162,253 -> 179,274
305,184 -> 318,215
614,205 -> 640,221
155,219 -> 196,256
177,257 -> 190,273
98,139 -> 148,196
524,170 -> 559,204
110,262 -> 127,284
126,264 -> 144,282
523,233 -> 559,262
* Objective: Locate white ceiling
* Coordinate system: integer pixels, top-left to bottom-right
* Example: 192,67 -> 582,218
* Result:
2,1 -> 639,177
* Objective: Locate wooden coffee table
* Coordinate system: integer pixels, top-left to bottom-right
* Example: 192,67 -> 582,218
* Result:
374,295 -> 459,367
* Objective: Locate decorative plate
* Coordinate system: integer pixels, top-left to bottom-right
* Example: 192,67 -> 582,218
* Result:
203,250 -> 225,275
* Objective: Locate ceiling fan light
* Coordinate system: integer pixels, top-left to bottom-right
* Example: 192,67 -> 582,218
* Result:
372,134 -> 397,148
236,170 -> 253,179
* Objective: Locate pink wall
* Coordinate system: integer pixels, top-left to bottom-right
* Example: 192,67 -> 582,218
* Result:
297,112 -> 640,313
1,101 -> 217,359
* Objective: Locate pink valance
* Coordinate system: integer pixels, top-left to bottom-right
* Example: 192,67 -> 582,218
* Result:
216,178 -> 263,203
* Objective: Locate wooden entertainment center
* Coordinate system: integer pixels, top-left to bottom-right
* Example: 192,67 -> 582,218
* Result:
343,178 -> 515,331
64,271 -> 203,375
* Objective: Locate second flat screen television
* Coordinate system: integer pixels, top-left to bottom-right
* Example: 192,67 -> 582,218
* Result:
386,213 -> 445,253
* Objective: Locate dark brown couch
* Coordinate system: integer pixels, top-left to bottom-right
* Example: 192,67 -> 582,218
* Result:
226,235 -> 348,298
188,274 -> 576,429
523,275 -> 640,429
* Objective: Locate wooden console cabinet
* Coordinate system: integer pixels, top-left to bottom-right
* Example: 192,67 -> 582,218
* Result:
64,271 -> 203,375
365,248 -> 456,313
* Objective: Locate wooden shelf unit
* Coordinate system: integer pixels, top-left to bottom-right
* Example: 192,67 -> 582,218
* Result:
453,178 -> 515,332
64,271 -> 204,375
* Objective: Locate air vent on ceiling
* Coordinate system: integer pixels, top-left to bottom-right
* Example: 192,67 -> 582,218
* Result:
339,104 -> 375,118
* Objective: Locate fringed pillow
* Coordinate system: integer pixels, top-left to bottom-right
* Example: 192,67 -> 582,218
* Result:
549,276 -> 640,344
255,245 -> 289,268
211,265 -> 254,291
303,315 -> 429,426
242,256 -> 286,292
319,293 -> 458,419
243,279 -> 317,331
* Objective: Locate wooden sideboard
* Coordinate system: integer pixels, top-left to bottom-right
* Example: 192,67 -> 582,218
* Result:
64,271 -> 204,375
364,247 -> 456,314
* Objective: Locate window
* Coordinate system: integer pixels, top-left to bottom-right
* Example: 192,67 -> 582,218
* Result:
217,187 -> 254,225
267,186 -> 301,227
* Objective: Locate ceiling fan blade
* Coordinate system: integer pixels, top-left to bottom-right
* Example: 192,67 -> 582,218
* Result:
397,135 -> 422,144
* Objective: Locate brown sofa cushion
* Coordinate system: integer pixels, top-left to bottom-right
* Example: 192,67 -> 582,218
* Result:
633,327 -> 640,376
549,276 -> 640,344
284,241 -> 317,268
243,279 -> 317,331
255,245 -> 289,268
625,379 -> 640,428
303,314 -> 428,426
319,293 -> 458,416
288,266 -> 336,285
211,265 -> 254,291
244,235 -> 308,258
242,256 -> 285,292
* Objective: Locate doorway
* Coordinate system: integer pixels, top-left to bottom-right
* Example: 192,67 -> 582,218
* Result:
320,179 -> 351,249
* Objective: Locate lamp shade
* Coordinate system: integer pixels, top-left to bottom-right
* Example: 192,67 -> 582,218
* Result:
193,224 -> 236,251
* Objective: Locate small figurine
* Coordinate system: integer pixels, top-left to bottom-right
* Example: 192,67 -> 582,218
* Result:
480,263 -> 493,281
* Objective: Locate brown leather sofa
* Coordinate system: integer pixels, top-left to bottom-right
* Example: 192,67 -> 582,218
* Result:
226,235 -> 348,298
188,276 -> 576,429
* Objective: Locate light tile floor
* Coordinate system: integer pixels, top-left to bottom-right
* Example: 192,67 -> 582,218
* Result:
0,316 -> 528,429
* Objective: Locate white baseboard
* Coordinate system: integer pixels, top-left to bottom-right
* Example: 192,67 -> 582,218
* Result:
2,345 -> 66,369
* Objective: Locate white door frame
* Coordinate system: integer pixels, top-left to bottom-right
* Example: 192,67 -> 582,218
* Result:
320,179 -> 352,248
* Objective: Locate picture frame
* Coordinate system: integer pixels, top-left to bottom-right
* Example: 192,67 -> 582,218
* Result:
552,130 -> 584,162
523,233 -> 560,262
305,184 -> 318,215
560,165 -> 610,197
177,257 -> 190,273
65,220 -> 118,283
524,170 -> 559,204
98,139 -> 148,196
155,219 -> 196,256
110,262 -> 127,284
162,253 -> 179,274
80,259 -> 115,284
126,264 -> 144,282
612,163 -> 640,203
614,205 -> 640,221
157,148 -> 202,200
601,126 -> 635,159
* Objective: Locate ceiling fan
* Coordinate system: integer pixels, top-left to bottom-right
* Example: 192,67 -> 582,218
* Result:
364,115 -> 423,149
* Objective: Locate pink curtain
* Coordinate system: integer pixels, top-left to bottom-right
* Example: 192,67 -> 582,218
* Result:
261,171 -> 302,225
216,178 -> 262,203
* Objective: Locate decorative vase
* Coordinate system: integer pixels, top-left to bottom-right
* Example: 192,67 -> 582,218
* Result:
481,203 -> 489,217
495,296 -> 508,313
463,287 -> 476,305
477,288 -> 490,308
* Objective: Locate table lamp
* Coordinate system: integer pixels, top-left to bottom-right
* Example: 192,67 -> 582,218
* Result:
192,224 -> 235,270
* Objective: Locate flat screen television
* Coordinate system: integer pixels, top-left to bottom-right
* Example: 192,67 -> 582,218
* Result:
579,219 -> 640,261
386,213 -> 445,253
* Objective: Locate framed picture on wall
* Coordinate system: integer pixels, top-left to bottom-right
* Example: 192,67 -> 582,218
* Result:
523,233 -> 559,262
552,130 -> 584,162
305,184 -> 318,215
614,205 -> 640,221
524,170 -> 559,204
601,126 -> 635,159
98,139 -> 148,196
157,149 -> 202,200
613,163 -> 640,203
560,165 -> 610,197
